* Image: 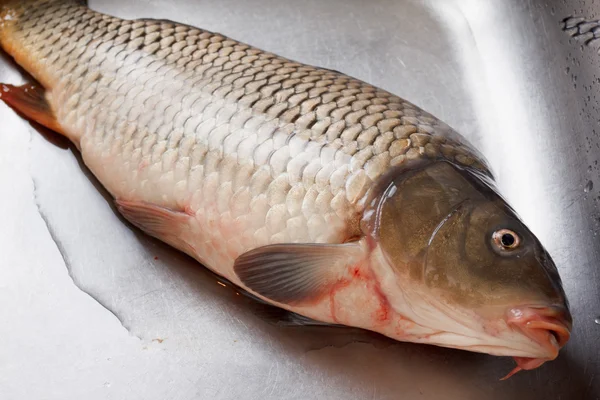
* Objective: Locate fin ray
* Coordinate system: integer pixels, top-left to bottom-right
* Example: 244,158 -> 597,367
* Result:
234,242 -> 363,305
116,199 -> 197,257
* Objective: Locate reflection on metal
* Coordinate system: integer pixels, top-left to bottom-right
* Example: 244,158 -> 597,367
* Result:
585,180 -> 594,193
0,0 -> 598,399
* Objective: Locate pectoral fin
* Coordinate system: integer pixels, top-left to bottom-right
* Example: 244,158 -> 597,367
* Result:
233,242 -> 364,305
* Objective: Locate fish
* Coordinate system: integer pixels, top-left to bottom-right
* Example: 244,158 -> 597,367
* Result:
0,0 -> 572,378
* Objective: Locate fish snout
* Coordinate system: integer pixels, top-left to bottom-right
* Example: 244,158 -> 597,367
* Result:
507,305 -> 572,358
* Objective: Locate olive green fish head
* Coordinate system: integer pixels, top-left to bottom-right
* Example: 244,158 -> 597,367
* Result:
365,160 -> 571,375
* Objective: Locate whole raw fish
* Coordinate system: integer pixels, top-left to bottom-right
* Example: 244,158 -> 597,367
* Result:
0,0 -> 572,378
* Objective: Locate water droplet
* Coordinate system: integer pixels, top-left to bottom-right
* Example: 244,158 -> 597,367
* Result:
595,317 -> 600,325
585,180 -> 594,192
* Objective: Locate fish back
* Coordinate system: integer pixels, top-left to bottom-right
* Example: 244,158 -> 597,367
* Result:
0,0 -> 491,269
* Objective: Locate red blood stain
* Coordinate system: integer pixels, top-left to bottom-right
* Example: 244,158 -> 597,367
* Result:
154,256 -> 159,260
327,262 -> 391,326
352,266 -> 365,279
184,205 -> 195,216
359,266 -> 391,324
138,160 -> 149,172
328,278 -> 353,323
371,282 -> 390,323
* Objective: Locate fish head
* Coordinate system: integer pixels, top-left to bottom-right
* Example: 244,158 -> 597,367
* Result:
367,160 -> 571,374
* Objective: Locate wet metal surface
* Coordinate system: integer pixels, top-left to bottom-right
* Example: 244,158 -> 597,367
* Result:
1,0 -> 599,399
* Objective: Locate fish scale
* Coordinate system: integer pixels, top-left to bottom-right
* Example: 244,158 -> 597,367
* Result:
0,0 -> 574,374
0,0 -> 486,282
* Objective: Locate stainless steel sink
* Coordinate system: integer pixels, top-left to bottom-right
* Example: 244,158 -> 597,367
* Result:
1,0 -> 598,399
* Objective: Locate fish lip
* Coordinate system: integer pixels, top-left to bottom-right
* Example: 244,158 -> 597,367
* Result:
499,305 -> 571,380
506,304 -> 572,357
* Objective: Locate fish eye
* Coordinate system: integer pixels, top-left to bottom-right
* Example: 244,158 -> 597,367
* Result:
492,229 -> 520,251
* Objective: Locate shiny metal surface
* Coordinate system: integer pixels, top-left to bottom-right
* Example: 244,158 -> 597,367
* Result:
0,0 -> 598,399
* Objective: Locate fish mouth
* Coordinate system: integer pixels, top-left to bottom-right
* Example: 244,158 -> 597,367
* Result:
501,305 -> 572,379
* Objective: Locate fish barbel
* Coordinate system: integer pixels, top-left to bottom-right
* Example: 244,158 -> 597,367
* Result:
0,0 -> 572,378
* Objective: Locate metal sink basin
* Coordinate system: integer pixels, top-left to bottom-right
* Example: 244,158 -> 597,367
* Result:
1,0 -> 598,399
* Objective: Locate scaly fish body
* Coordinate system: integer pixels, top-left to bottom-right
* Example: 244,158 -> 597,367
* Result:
0,0 -> 572,377
0,0 -> 481,323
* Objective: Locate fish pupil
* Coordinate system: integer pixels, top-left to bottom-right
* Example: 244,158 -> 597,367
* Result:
501,233 -> 515,247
